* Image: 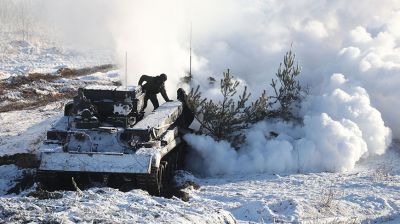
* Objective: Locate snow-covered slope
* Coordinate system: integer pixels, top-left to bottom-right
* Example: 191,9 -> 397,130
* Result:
0,103 -> 62,156
186,146 -> 400,223
0,38 -> 114,80
0,188 -> 235,223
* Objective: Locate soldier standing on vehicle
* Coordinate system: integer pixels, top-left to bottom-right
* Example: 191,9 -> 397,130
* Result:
138,73 -> 172,111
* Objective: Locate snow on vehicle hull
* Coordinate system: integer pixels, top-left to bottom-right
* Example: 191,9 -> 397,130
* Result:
39,152 -> 153,174
39,136 -> 182,174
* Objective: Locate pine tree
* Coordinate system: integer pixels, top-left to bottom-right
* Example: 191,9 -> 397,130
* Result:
269,48 -> 303,121
187,69 -> 268,143
185,48 -> 304,145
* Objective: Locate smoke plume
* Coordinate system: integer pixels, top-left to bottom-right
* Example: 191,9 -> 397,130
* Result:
107,0 -> 400,139
185,74 -> 391,175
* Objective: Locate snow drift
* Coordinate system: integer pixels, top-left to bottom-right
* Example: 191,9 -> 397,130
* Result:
184,74 -> 391,175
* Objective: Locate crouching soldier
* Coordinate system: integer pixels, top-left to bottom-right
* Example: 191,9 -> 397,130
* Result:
138,73 -> 172,111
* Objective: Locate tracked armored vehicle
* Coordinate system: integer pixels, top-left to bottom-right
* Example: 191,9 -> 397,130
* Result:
38,85 -> 190,195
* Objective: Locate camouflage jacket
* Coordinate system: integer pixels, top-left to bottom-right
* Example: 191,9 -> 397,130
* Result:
138,75 -> 170,101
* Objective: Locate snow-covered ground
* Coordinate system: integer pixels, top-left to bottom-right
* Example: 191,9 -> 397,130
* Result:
0,188 -> 235,223
188,146 -> 400,223
0,165 -> 23,195
0,36 -> 114,80
0,103 -> 62,156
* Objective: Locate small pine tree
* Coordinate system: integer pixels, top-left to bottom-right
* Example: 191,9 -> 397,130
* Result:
244,90 -> 268,123
269,48 -> 303,121
187,69 -> 268,143
185,48 -> 304,145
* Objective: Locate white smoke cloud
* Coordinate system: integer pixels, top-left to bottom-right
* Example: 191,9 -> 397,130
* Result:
104,0 -> 400,138
108,1 -> 189,99
184,73 -> 391,175
178,0 -> 400,139
10,1 -> 399,138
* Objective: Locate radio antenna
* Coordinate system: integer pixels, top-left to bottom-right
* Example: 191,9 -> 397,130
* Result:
124,51 -> 128,128
189,22 -> 192,78
125,51 -> 128,90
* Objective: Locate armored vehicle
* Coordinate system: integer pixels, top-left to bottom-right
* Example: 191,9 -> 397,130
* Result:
38,85 -> 190,195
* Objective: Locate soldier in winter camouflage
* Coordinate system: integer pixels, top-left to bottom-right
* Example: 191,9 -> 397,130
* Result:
138,73 -> 172,111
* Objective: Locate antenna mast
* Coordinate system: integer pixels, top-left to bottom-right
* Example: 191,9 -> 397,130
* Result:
189,22 -> 192,78
125,51 -> 128,90
124,52 -> 128,128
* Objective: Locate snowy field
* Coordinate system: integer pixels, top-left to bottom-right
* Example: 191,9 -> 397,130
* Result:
0,187 -> 236,223
0,33 -> 114,80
